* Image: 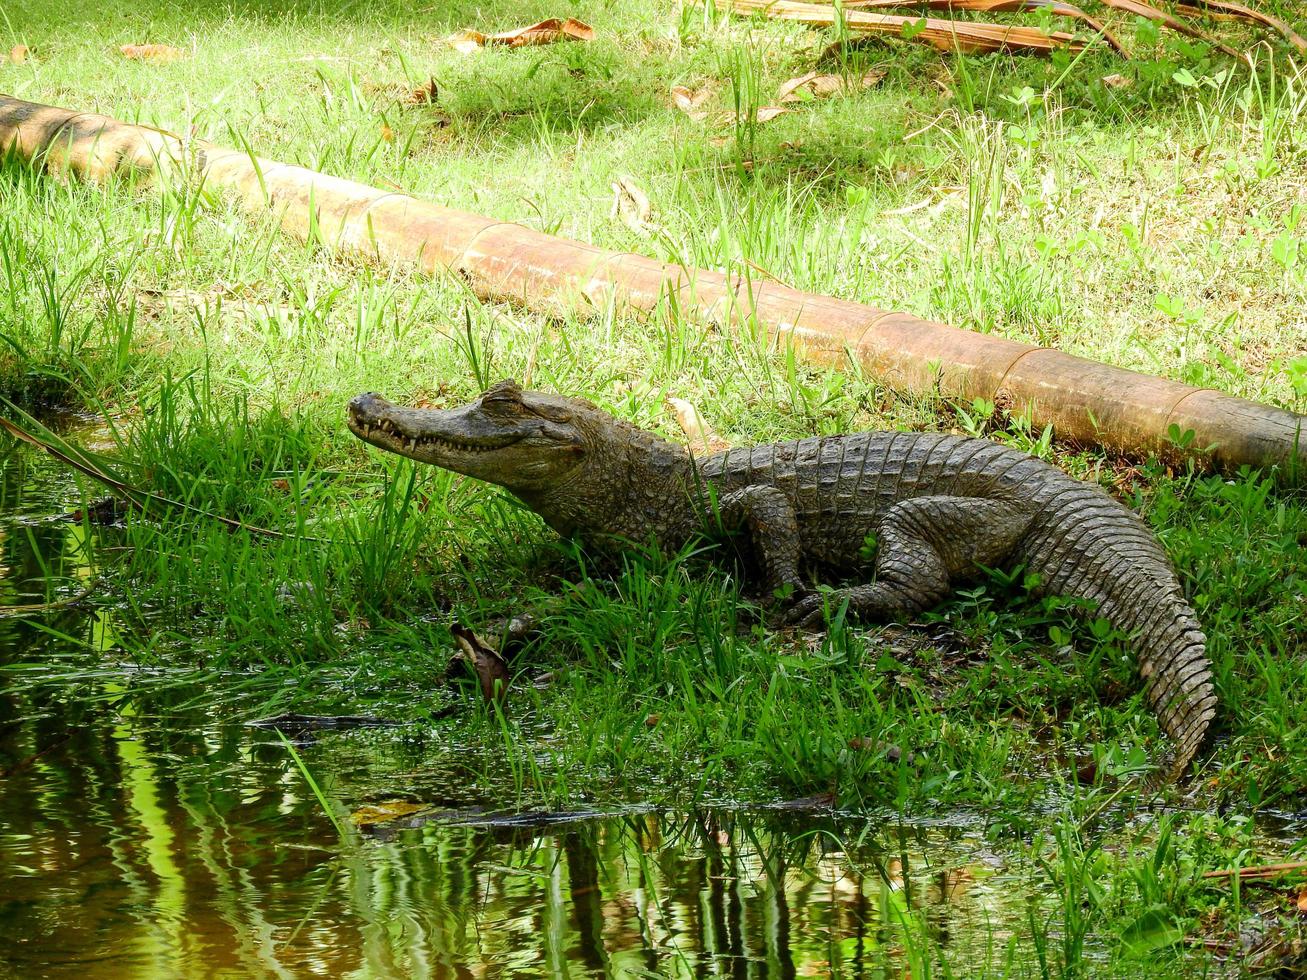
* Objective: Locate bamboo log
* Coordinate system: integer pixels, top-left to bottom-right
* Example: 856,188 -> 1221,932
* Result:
1,94 -> 1302,477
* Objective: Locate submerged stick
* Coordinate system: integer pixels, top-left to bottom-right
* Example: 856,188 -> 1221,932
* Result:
0,94 -> 1302,478
1202,860 -> 1307,880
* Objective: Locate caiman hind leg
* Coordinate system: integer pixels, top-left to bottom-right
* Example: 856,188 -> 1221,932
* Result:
786,495 -> 1032,628
712,485 -> 805,600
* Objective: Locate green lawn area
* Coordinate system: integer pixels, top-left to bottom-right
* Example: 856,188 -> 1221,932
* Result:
2,0 -> 1306,973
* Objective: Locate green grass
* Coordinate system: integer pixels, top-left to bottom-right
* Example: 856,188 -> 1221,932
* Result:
3,0 -> 1307,973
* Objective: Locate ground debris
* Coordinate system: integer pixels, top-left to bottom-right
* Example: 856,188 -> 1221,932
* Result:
777,69 -> 885,103
670,84 -> 712,121
119,43 -> 186,63
611,176 -> 658,236
452,624 -> 511,706
449,18 -> 594,53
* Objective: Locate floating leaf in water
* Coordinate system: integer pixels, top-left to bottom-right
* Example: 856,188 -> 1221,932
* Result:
351,800 -> 428,826
1119,905 -> 1184,954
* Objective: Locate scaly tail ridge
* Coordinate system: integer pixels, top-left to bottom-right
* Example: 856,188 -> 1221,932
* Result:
1018,484 -> 1217,781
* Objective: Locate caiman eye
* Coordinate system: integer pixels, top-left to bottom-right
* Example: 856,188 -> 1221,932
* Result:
482,394 -> 522,416
481,379 -> 525,415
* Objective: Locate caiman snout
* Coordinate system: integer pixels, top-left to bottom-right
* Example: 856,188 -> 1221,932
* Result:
348,382 -> 590,491
349,392 -> 392,423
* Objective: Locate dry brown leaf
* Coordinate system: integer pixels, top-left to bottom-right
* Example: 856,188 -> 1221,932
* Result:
727,105 -> 788,125
671,84 -> 712,121
452,624 -> 511,705
449,33 -> 484,54
380,123 -> 395,142
8,45 -> 29,65
119,43 -> 186,64
449,17 -> 594,52
778,69 -> 885,102
644,713 -> 661,727
667,397 -> 731,455
1101,73 -> 1132,89
1297,887 -> 1307,913
407,77 -> 438,105
611,176 -> 655,235
718,0 -> 1091,56
351,800 -> 427,826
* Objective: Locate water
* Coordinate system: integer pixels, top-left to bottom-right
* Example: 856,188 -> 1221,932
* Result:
0,436 -> 1294,978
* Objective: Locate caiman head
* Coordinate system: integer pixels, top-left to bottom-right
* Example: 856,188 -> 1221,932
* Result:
347,380 -> 598,493
349,380 -> 695,538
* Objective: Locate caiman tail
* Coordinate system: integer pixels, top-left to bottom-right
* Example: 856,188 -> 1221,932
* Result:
1015,481 -> 1217,781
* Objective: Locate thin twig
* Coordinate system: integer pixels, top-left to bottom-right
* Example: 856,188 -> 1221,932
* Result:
1202,860 -> 1307,880
0,578 -> 99,618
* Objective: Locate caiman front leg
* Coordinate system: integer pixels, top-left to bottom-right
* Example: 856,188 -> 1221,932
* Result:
786,495 -> 1031,628
712,485 -> 805,602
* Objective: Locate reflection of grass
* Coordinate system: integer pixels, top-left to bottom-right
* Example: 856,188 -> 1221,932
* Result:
2,0 -> 1306,973
279,730 -> 350,841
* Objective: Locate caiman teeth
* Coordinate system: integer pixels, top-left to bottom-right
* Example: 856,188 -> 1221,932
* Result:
362,422 -> 499,453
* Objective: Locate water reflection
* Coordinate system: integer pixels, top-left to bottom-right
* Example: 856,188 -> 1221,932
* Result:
2,704 -> 1016,980
0,435 -> 1026,977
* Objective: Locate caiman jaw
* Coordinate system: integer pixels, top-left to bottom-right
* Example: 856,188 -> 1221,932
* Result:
347,393 -> 524,458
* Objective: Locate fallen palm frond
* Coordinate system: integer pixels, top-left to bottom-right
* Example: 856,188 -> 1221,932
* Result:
738,0 -> 1304,59
842,0 -> 1127,55
1180,0 -> 1307,53
717,0 -> 1092,55
1096,0 -> 1238,55
0,412 -> 313,542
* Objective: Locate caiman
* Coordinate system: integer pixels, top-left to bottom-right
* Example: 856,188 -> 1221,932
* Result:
348,380 -> 1217,781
